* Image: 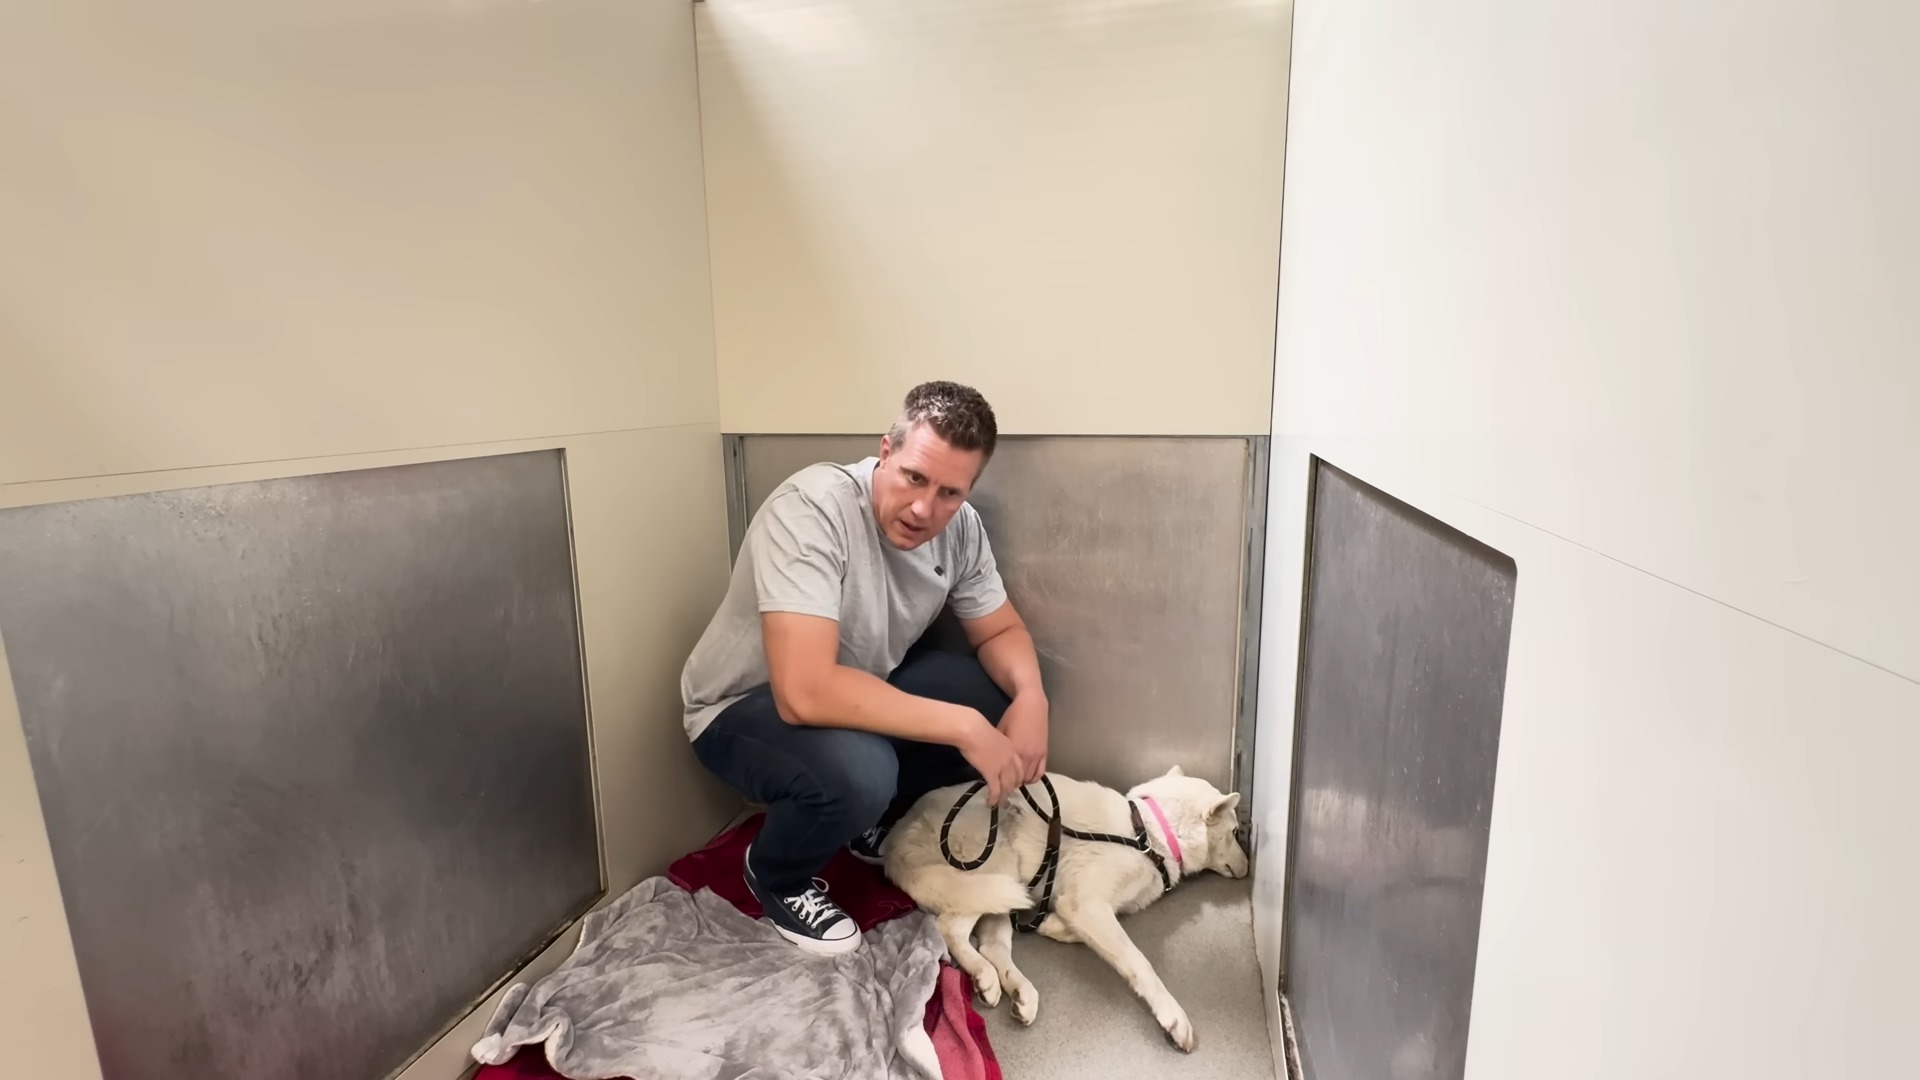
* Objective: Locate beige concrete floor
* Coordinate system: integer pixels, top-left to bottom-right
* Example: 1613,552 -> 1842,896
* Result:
974,874 -> 1275,1079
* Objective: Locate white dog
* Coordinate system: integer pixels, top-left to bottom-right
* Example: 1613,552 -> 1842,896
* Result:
881,766 -> 1249,1052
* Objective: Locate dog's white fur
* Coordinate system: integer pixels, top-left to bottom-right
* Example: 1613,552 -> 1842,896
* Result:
881,766 -> 1249,1052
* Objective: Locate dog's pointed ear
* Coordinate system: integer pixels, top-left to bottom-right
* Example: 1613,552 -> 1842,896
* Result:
1164,765 -> 1186,778
1208,792 -> 1242,821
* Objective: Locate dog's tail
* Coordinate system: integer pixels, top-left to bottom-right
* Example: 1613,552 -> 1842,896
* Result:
891,862 -> 1035,916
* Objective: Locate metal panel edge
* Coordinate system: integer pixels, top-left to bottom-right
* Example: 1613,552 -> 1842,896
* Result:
1277,451 -> 1325,991
1232,435 -> 1270,842
723,433 -> 750,563
556,447 -> 611,895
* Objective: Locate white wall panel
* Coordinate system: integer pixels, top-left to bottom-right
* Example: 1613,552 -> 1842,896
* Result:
0,1 -> 736,1076
0,0 -> 718,484
1254,1 -> 1920,1077
1265,0 -> 1920,680
696,0 -> 1290,436
1256,444 -> 1920,1080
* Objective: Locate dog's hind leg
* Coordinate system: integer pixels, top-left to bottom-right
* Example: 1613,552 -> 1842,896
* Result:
1054,899 -> 1195,1053
977,914 -> 1038,1026
936,912 -> 1003,1008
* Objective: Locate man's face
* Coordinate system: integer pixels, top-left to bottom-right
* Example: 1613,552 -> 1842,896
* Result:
871,422 -> 984,550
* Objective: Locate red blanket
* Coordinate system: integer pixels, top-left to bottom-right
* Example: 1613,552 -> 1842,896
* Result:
474,814 -> 1002,1080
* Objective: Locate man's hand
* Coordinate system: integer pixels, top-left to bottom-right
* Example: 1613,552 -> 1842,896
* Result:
999,692 -> 1050,785
961,600 -> 1050,788
956,712 -> 1025,807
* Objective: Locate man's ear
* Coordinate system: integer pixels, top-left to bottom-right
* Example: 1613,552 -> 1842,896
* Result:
1208,792 -> 1243,821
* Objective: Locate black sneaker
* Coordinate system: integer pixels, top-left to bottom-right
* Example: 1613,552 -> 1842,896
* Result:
743,843 -> 862,955
848,824 -> 889,865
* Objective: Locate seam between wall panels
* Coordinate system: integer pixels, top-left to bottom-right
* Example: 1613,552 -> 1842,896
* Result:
1457,495 -> 1920,688
1,421 -> 719,494
687,0 -> 728,438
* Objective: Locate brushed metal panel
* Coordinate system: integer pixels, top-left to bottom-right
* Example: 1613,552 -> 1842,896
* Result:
0,451 -> 602,1080
1281,461 -> 1516,1080
735,435 -> 1251,793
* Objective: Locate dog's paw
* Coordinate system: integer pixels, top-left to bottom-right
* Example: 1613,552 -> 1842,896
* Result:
972,969 -> 1003,1008
1007,976 -> 1039,1026
1158,1007 -> 1196,1053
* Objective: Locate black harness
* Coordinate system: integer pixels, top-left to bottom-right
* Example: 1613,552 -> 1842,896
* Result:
937,775 -> 1175,934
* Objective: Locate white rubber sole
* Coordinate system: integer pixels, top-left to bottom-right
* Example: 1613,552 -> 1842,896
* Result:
768,920 -> 864,956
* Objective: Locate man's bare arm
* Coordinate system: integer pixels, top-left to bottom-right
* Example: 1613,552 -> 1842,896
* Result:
763,610 -> 1024,802
760,611 -> 980,743
960,600 -> 1046,703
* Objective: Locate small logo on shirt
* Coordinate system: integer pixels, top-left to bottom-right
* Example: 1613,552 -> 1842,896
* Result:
934,565 -> 945,577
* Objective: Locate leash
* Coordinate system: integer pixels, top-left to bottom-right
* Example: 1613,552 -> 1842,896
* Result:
937,775 -> 1176,934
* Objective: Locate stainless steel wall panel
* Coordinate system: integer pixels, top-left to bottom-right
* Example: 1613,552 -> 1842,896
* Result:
0,451 -> 601,1080
734,434 -> 1254,794
1281,460 -> 1516,1080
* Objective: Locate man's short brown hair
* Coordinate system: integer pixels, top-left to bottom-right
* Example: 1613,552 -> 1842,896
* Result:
887,380 -> 998,461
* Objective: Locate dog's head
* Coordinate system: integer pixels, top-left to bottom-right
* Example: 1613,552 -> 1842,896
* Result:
1128,765 -> 1250,880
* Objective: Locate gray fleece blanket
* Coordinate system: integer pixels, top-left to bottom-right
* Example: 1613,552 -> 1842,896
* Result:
471,877 -> 947,1080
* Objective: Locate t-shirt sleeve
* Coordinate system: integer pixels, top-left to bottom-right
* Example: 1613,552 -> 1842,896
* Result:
751,491 -> 846,621
948,509 -> 1008,620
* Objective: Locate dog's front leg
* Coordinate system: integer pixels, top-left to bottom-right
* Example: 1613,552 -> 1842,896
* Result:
1055,899 -> 1195,1052
976,914 -> 1038,1025
935,912 -> 1003,1007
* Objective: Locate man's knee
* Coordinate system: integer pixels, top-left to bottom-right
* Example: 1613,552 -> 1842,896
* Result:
800,730 -> 899,830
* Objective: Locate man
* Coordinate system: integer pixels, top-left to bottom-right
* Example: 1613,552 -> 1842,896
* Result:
680,381 -> 1050,954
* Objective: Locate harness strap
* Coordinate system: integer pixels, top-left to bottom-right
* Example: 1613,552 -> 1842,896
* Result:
937,775 -> 1177,935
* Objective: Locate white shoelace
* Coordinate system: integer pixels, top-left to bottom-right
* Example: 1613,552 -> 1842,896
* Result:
787,878 -> 843,930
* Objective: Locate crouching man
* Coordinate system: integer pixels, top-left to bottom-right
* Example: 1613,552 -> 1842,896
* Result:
679,381 -> 1051,953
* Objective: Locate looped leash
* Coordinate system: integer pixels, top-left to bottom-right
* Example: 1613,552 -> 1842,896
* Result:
937,775 -> 1178,934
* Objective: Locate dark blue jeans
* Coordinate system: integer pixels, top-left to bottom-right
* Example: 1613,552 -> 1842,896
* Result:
691,647 -> 1011,895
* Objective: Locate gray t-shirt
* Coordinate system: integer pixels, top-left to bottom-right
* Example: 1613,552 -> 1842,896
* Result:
679,456 -> 1009,740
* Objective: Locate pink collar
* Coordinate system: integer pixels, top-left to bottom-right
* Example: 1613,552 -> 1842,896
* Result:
1139,796 -> 1184,874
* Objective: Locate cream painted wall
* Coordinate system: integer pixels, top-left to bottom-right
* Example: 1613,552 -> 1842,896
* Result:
694,0 -> 1291,436
0,2 -> 738,1077
1252,1 -> 1920,1077
0,0 -> 718,485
